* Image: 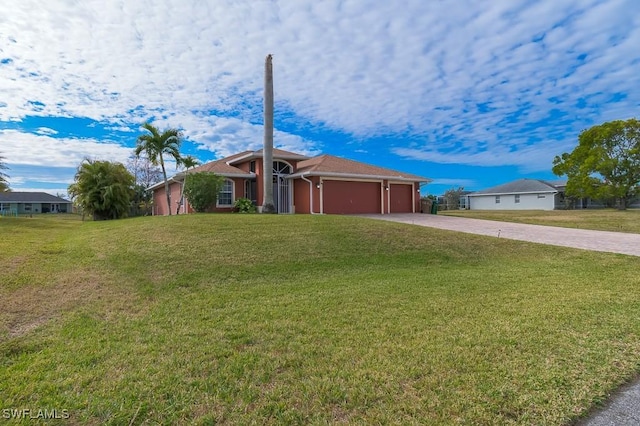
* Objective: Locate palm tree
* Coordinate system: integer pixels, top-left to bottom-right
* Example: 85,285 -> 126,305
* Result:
135,123 -> 182,215
176,155 -> 199,214
262,54 -> 276,213
0,154 -> 10,192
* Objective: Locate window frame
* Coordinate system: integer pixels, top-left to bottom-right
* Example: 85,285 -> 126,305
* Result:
217,179 -> 234,207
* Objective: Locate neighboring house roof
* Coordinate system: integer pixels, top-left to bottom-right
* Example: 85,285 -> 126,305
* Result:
543,179 -> 567,188
469,179 -> 559,196
0,192 -> 71,203
290,154 -> 431,182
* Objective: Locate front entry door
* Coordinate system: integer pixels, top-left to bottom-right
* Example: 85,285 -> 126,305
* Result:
272,161 -> 292,214
273,175 -> 291,213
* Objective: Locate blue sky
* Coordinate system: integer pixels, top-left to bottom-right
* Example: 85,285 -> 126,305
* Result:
1,0 -> 638,197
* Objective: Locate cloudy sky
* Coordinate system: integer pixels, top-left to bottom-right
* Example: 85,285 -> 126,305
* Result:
1,0 -> 638,196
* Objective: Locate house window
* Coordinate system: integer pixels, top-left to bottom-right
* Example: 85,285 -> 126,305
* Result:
515,194 -> 520,204
249,161 -> 256,173
538,194 -> 546,199
24,203 -> 32,211
495,196 -> 500,204
217,180 -> 234,206
273,161 -> 291,174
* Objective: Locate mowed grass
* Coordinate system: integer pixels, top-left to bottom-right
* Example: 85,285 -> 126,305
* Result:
440,208 -> 640,233
1,214 -> 640,424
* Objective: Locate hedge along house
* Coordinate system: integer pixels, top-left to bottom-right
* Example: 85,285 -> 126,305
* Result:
149,148 -> 430,215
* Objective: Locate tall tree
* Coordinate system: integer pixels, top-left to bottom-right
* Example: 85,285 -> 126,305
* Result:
176,155 -> 200,214
68,159 -> 134,220
443,186 -> 465,210
126,154 -> 164,216
126,154 -> 164,189
552,118 -> 640,209
135,123 -> 183,215
0,154 -> 9,192
262,54 -> 276,213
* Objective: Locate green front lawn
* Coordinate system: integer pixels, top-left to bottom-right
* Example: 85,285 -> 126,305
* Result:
441,208 -> 640,233
1,214 -> 639,424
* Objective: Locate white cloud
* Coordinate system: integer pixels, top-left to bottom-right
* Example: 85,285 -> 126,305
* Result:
0,130 -> 132,167
35,127 -> 58,135
146,113 -> 321,159
429,178 -> 477,189
392,137 -> 576,174
0,0 -> 638,171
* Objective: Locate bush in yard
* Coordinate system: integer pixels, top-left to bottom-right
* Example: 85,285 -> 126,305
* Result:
234,197 -> 257,213
68,159 -> 135,220
183,172 -> 224,212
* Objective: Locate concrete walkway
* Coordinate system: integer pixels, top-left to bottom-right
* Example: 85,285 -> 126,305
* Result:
358,213 -> 640,424
358,213 -> 640,257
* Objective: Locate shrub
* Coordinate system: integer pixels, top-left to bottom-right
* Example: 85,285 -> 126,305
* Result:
183,172 -> 224,212
234,197 -> 257,213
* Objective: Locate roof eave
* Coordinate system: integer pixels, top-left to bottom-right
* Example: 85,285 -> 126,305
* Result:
218,173 -> 256,178
468,189 -> 558,197
227,151 -> 311,165
289,171 -> 431,183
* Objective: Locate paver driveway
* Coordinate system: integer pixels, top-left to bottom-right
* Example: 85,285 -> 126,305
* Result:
358,213 -> 640,257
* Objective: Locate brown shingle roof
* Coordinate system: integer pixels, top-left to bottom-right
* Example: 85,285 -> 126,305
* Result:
189,152 -> 254,176
0,192 -> 71,203
292,155 -> 430,182
187,148 -> 309,174
150,150 -> 429,190
227,148 -> 310,164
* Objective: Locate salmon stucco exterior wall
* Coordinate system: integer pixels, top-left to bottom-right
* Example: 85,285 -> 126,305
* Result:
149,148 -> 430,215
153,181 -> 182,216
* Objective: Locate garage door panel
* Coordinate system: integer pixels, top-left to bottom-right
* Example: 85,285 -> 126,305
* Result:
323,181 -> 381,214
390,184 -> 413,213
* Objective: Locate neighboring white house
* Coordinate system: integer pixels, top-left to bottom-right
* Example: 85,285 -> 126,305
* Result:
467,179 -> 563,211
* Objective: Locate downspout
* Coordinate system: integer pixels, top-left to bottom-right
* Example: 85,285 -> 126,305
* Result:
386,180 -> 390,214
319,178 -> 324,214
412,182 -> 416,213
300,174 -> 318,214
